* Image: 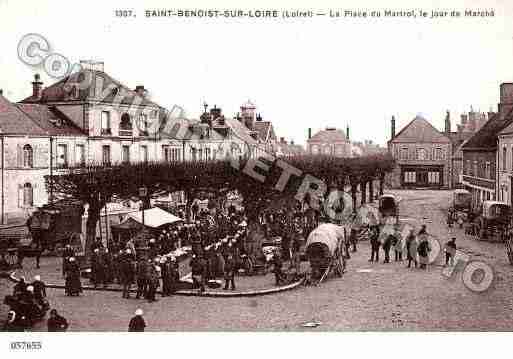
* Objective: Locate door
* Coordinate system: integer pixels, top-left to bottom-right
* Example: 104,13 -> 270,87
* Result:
417,170 -> 428,186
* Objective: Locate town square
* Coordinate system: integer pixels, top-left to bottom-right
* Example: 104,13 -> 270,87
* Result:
1,1 -> 513,345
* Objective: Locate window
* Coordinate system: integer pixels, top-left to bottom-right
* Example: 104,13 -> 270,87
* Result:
162,145 -> 171,162
75,144 -> 85,166
101,111 -> 111,135
473,161 -> 478,178
140,145 -> 148,163
23,144 -> 33,168
503,147 -> 507,170
198,148 -> 203,161
428,172 -> 440,184
435,148 -> 443,160
56,144 -> 68,168
191,148 -> 197,161
23,183 -> 33,207
205,148 -> 211,161
404,171 -> 416,183
400,148 -> 408,160
171,148 -> 181,162
119,113 -> 132,136
485,162 -> 491,179
102,145 -> 111,166
311,144 -> 319,154
139,114 -> 149,136
323,145 -> 331,155
122,145 -> 130,164
417,148 -> 427,160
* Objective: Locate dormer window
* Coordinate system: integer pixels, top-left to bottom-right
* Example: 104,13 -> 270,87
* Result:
111,87 -> 119,96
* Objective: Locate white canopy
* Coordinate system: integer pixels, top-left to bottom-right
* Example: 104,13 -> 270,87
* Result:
125,207 -> 183,228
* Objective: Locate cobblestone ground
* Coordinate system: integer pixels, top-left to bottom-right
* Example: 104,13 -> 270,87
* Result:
2,190 -> 513,331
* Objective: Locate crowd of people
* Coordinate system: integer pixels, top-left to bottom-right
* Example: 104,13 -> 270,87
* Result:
366,223 -> 457,269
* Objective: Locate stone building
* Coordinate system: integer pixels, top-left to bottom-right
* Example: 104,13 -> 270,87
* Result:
388,115 -> 452,189
462,83 -> 513,208
444,109 -> 489,187
0,65 -> 276,222
306,126 -> 352,157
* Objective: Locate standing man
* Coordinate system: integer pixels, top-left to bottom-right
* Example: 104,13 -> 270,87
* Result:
417,225 -> 431,269
445,237 -> 457,266
382,232 -> 393,264
405,229 -> 418,268
128,309 -> 146,332
120,251 -> 135,299
135,258 -> 148,300
369,226 -> 381,262
223,252 -> 236,291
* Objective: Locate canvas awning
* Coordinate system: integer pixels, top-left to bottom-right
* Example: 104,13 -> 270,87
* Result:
124,207 -> 184,228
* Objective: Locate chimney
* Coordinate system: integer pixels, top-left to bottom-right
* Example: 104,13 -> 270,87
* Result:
256,113 -> 263,121
0,89 -> 3,96
308,128 -> 312,140
290,139 -> 294,145
499,83 -> 513,115
32,73 -> 43,99
391,116 -> 396,139
346,125 -> 350,141
461,114 -> 468,125
135,85 -> 145,97
444,110 -> 451,133
280,137 -> 285,143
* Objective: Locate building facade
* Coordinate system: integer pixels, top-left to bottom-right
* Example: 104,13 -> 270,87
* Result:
306,127 -> 351,157
0,65 -> 278,222
388,115 -> 452,189
462,83 -> 513,208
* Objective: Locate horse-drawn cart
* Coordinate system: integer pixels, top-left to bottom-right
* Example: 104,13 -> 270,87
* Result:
305,223 -> 347,284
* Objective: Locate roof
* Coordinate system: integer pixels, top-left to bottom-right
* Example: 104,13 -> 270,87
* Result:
0,94 -> 47,135
253,121 -> 272,142
463,109 -> 513,149
447,131 -> 474,153
308,128 -> 348,143
125,207 -> 183,228
16,104 -> 86,136
225,117 -> 259,146
277,142 -> 306,156
21,69 -> 159,107
390,116 -> 450,144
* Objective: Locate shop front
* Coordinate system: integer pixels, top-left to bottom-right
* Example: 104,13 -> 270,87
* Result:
400,165 -> 444,188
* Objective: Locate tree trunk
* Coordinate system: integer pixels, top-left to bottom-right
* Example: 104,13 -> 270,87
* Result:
379,174 -> 385,195
85,203 -> 100,260
351,184 -> 357,213
369,179 -> 374,203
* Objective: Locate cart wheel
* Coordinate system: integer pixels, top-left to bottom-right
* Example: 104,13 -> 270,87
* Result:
5,250 -> 18,267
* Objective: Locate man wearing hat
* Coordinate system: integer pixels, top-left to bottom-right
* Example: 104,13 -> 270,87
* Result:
135,258 -> 149,299
223,251 -> 236,290
128,309 -> 146,332
120,251 -> 135,299
47,309 -> 69,332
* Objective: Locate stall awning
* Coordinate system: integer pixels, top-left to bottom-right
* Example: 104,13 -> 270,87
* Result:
124,207 -> 184,228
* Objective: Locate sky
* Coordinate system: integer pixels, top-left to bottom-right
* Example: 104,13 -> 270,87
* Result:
1,0 -> 513,146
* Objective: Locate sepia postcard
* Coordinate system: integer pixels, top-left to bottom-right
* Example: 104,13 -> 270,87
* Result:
0,0 -> 512,357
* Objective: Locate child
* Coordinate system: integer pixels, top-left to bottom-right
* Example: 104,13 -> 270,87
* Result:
444,237 -> 457,266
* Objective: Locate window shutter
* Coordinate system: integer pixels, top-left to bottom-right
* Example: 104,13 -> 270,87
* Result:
17,184 -> 22,208
17,144 -> 22,167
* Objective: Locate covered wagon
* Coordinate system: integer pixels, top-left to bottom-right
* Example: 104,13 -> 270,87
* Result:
305,223 -> 348,283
